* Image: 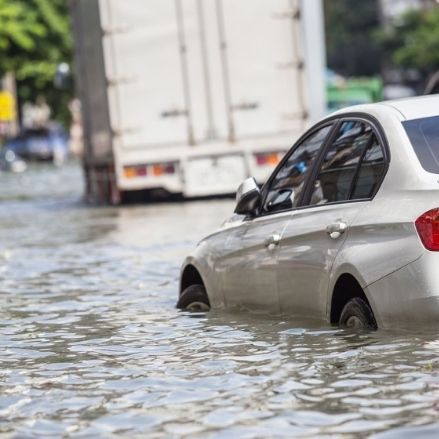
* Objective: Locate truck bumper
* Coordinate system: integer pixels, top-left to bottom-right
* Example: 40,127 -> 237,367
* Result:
116,146 -> 288,197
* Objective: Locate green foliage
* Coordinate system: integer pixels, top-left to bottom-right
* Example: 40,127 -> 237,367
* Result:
324,0 -> 382,77
0,0 -> 45,56
0,0 -> 73,125
378,7 -> 439,73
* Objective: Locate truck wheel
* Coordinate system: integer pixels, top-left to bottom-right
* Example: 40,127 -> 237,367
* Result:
177,284 -> 210,311
339,297 -> 377,330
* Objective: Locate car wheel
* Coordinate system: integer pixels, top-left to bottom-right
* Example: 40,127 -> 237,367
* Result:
339,297 -> 377,330
176,284 -> 210,311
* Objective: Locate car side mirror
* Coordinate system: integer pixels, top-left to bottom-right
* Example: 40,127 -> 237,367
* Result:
234,177 -> 261,215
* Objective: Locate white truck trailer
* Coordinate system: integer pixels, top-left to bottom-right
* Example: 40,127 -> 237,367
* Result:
70,0 -> 326,203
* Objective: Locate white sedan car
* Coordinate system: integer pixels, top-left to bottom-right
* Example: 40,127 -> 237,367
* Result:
177,95 -> 439,329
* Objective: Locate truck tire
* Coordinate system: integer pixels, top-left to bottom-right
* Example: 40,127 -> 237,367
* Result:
339,297 -> 377,330
177,284 -> 210,311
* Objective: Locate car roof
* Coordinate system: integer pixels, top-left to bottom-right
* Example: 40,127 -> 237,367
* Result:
330,94 -> 439,121
381,94 -> 439,120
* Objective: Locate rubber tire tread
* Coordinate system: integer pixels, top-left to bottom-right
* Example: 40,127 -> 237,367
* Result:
176,284 -> 210,310
339,297 -> 377,330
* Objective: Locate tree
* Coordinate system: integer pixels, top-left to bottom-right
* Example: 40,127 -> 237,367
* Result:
378,7 -> 439,75
324,0 -> 383,77
0,0 -> 46,72
0,0 -> 73,125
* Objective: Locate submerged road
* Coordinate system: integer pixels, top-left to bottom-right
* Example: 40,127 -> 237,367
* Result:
0,162 -> 439,437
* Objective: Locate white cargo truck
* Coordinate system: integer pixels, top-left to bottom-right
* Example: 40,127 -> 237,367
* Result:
70,0 -> 326,203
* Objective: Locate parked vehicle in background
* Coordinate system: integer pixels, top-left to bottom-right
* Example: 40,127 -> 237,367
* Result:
5,125 -> 69,165
382,84 -> 416,101
70,0 -> 326,204
178,95 -> 439,330
0,148 -> 26,173
327,77 -> 383,113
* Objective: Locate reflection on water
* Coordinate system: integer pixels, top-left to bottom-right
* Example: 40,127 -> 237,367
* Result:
1,163 -> 439,437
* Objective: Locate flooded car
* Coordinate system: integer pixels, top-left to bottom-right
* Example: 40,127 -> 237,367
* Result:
5,125 -> 68,164
178,95 -> 439,330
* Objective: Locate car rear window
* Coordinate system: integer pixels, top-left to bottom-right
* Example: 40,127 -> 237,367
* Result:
403,116 -> 439,173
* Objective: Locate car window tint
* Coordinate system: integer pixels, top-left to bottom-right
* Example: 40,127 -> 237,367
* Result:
263,125 -> 332,213
351,135 -> 385,199
309,121 -> 372,205
403,116 -> 439,173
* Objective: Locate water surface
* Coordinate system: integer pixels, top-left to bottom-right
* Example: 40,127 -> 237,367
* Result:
1,163 -> 439,438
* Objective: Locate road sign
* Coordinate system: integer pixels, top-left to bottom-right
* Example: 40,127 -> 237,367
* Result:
0,91 -> 16,121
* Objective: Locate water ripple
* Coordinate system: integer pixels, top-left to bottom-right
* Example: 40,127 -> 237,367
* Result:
1,164 -> 439,437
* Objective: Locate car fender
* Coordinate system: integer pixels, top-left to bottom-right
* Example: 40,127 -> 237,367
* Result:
364,254 -> 438,328
179,235 -> 227,309
327,261 -> 379,324
328,221 -> 422,327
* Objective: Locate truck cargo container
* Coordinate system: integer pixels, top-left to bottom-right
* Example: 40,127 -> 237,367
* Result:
70,0 -> 326,203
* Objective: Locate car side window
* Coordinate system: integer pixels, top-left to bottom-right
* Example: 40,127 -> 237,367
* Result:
263,125 -> 332,213
351,135 -> 385,199
308,121 -> 374,206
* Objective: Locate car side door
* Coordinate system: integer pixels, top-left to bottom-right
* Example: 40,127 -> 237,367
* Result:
219,124 -> 334,312
276,119 -> 387,319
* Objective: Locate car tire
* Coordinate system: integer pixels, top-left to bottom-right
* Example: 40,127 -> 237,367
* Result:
339,297 -> 377,330
176,284 -> 210,311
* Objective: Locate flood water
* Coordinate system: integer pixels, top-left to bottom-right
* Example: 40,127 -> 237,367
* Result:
1,162 -> 439,438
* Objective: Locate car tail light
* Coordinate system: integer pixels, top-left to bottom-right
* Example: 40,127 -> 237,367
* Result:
255,152 -> 282,166
415,208 -> 439,251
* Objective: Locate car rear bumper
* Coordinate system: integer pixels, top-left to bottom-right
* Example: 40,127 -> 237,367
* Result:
366,253 -> 439,329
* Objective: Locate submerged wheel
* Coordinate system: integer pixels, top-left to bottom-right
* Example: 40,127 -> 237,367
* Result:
176,284 -> 210,311
339,297 -> 377,330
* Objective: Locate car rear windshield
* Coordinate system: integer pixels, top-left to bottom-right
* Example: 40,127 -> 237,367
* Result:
403,116 -> 439,173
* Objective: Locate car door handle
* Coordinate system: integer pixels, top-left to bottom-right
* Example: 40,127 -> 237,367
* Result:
326,221 -> 348,239
265,233 -> 281,250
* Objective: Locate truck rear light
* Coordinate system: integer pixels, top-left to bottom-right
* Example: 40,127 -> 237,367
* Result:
415,208 -> 439,251
255,152 -> 281,166
124,165 -> 147,178
165,163 -> 176,174
152,163 -> 175,176
123,163 -> 176,178
136,167 -> 147,176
